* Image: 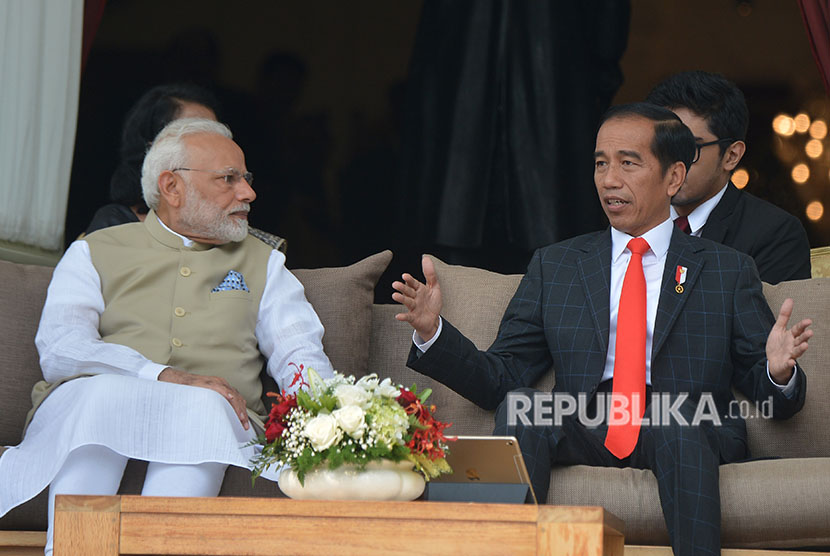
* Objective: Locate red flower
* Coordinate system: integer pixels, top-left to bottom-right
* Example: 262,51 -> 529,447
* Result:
396,387 -> 453,460
270,396 -> 297,422
265,421 -> 286,443
396,388 -> 418,407
264,391 -> 298,443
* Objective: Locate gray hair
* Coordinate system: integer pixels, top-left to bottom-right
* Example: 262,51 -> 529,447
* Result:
140,118 -> 233,210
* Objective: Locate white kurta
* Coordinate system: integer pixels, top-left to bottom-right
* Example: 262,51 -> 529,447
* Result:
0,233 -> 334,516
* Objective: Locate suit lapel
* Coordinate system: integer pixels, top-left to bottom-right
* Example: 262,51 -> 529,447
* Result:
700,182 -> 739,242
576,230 -> 612,352
652,228 -> 706,359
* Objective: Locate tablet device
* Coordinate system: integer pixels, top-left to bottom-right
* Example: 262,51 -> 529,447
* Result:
428,435 -> 537,504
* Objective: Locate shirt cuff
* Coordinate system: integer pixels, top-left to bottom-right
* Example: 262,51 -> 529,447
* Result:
413,317 -> 443,353
139,361 -> 169,381
767,361 -> 798,399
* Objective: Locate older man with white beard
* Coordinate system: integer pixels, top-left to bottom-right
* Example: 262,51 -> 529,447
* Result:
0,118 -> 334,556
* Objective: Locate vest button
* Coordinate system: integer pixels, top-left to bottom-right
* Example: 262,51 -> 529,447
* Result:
171,338 -> 183,347
180,267 -> 191,277
174,307 -> 186,317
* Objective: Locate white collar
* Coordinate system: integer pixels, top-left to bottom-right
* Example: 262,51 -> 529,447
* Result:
157,215 -> 195,247
610,217 -> 673,263
670,182 -> 729,234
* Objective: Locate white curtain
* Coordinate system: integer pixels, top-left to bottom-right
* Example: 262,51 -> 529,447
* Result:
0,0 -> 83,251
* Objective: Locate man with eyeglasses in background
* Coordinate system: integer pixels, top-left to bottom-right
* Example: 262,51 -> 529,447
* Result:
0,118 -> 334,556
647,71 -> 811,284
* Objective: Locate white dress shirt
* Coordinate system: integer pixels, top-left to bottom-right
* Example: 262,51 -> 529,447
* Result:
670,182 -> 729,236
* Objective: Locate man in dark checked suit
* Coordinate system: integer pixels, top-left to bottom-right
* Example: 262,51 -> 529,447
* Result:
392,103 -> 812,556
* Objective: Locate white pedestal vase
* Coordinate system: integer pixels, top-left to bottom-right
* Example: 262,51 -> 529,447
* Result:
278,459 -> 425,501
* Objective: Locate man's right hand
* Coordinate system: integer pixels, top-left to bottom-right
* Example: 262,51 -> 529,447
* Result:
158,368 -> 250,431
392,255 -> 443,343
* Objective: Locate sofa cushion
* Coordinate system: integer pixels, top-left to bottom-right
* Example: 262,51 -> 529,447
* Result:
368,256 -> 514,434
0,260 -> 53,449
292,250 -> 392,376
425,254 -> 555,392
549,457 -> 830,548
755,278 -> 830,459
0,260 -> 53,531
426,255 -> 522,349
370,304 -> 495,435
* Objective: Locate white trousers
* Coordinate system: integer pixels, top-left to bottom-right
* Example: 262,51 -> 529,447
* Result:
44,444 -> 227,556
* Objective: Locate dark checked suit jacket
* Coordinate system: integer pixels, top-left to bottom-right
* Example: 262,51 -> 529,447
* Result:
408,226 -> 806,450
700,182 -> 811,285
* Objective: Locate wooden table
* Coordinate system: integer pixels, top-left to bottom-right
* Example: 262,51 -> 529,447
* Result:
54,495 -> 624,556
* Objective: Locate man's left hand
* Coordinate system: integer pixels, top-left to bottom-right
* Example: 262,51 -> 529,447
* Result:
766,298 -> 813,384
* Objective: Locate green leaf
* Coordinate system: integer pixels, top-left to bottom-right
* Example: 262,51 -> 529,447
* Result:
296,389 -> 320,412
319,394 -> 338,412
408,414 -> 429,430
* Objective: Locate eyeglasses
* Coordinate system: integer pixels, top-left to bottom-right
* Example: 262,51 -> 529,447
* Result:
173,167 -> 254,186
692,138 -> 737,164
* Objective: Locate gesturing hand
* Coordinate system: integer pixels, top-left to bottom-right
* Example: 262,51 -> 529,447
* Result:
766,298 -> 813,385
159,368 -> 250,430
392,255 -> 443,343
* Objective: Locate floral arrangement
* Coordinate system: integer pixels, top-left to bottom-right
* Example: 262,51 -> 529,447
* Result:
251,364 -> 453,485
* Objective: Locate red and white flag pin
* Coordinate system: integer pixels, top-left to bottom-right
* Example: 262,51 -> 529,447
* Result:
675,265 -> 687,294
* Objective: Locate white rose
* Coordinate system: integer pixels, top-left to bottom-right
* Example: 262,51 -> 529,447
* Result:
332,405 -> 366,439
303,414 -> 342,452
376,377 -> 400,398
355,374 -> 379,392
334,384 -> 371,408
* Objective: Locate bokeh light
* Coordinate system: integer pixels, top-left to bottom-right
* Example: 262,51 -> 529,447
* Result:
773,114 -> 795,136
794,113 -> 811,133
806,201 -> 824,221
732,168 -> 749,189
792,163 -> 810,183
809,119 -> 827,140
806,139 -> 824,158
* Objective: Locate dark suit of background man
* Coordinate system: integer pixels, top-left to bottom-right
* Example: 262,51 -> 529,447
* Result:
392,103 -> 812,556
646,71 -> 812,285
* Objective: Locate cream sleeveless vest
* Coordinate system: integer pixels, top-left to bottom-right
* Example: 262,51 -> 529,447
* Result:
28,212 -> 274,429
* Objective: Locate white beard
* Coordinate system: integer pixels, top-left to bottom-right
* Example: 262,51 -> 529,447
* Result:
179,185 -> 250,243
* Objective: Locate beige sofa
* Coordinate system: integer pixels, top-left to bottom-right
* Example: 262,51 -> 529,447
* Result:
1,251 -> 829,551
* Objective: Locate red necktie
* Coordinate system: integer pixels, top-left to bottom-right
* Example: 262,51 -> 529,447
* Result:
674,215 -> 691,234
604,237 -> 649,459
